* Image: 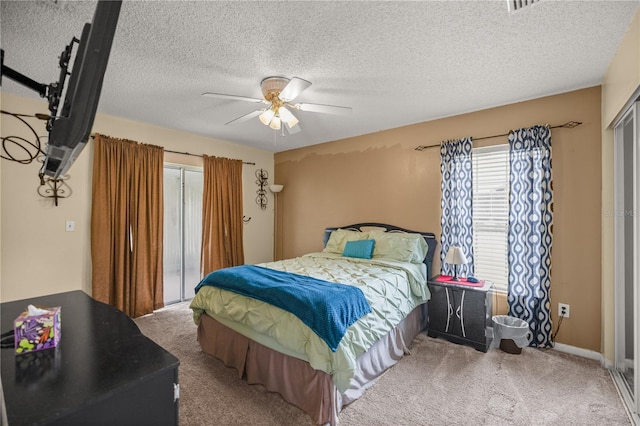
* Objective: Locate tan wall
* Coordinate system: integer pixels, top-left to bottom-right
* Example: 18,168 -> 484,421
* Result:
601,9 -> 640,364
602,11 -> 640,128
275,87 -> 603,351
0,92 -> 275,303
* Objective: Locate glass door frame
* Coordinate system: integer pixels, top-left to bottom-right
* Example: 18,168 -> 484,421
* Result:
613,102 -> 640,422
163,164 -> 203,305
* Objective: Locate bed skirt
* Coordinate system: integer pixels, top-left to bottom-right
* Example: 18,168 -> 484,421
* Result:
196,302 -> 428,425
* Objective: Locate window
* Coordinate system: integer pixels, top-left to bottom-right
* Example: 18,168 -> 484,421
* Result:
472,145 -> 509,292
163,165 -> 203,304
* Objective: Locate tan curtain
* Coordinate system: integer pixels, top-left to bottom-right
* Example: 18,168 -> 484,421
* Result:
201,155 -> 244,276
91,134 -> 164,317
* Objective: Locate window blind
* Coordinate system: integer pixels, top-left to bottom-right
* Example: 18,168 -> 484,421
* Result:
472,145 -> 509,292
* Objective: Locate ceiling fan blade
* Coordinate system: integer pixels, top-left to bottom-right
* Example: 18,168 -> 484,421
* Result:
225,109 -> 263,125
292,102 -> 352,115
202,92 -> 266,103
279,77 -> 312,102
285,121 -> 301,135
282,122 -> 301,136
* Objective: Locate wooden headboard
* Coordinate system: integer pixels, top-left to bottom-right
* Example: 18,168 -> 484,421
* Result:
323,223 -> 438,280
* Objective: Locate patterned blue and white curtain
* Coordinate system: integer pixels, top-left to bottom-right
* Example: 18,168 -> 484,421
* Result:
440,137 -> 474,278
507,125 -> 554,348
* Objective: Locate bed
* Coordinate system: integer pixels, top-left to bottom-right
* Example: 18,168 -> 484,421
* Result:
189,223 -> 437,425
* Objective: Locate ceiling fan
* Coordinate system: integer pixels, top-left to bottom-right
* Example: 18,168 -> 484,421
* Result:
202,76 -> 351,134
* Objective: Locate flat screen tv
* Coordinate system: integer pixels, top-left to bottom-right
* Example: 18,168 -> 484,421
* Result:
41,0 -> 122,178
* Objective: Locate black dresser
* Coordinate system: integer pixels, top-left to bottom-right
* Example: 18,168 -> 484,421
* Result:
427,277 -> 493,352
1,290 -> 179,426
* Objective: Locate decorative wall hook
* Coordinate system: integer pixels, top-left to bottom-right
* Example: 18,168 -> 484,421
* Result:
37,173 -> 71,206
255,169 -> 268,210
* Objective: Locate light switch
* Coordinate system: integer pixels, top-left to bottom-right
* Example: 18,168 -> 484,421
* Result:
65,220 -> 75,232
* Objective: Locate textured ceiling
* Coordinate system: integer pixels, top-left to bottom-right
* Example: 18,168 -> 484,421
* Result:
1,0 -> 638,152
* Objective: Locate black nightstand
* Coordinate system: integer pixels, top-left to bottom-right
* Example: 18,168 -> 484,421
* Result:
427,276 -> 493,352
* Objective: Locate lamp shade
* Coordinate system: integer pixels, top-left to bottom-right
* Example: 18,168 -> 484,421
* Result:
445,246 -> 468,265
259,109 -> 275,126
278,106 -> 299,128
269,184 -> 284,193
269,115 -> 281,130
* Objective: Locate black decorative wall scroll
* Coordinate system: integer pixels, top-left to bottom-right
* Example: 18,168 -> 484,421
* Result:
255,169 -> 268,210
37,174 -> 71,206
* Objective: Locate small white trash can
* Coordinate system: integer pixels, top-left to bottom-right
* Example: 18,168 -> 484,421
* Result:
492,315 -> 532,354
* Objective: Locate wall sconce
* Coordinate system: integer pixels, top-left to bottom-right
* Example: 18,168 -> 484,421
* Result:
269,184 -> 283,194
37,173 -> 72,206
255,169 -> 269,210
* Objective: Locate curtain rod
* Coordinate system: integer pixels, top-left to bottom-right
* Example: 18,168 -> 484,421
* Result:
164,149 -> 255,165
414,121 -> 582,151
89,134 -> 256,165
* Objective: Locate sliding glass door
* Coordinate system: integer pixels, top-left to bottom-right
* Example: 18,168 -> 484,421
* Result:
163,165 -> 203,305
613,102 -> 640,420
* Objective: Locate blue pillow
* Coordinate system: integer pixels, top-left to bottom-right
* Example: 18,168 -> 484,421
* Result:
342,239 -> 376,259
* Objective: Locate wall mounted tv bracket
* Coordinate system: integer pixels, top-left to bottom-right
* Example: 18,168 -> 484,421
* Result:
1,42 -> 77,203
1,37 -> 80,132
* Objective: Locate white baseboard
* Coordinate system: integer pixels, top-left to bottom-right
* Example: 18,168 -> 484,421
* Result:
553,342 -> 604,364
603,358 -> 615,369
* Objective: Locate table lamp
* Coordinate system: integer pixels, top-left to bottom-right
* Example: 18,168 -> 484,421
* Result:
445,246 -> 468,281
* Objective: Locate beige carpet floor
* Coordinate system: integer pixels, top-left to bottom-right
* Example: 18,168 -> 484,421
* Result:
135,302 -> 630,426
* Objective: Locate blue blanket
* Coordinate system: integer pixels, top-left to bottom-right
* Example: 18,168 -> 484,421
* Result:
195,265 -> 372,352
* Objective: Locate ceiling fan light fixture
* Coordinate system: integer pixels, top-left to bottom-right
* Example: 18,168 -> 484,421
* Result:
209,76 -> 350,134
259,109 -> 275,125
261,77 -> 289,99
269,115 -> 281,130
278,106 -> 299,128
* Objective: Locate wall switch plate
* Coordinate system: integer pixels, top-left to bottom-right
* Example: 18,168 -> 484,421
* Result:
65,220 -> 75,232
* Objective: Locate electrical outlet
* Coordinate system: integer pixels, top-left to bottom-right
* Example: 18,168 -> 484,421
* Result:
558,303 -> 570,318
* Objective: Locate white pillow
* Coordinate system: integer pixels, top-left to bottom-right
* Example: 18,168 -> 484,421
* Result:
323,229 -> 370,254
369,231 -> 429,263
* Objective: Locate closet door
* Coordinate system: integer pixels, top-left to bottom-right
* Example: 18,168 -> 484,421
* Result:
613,102 -> 640,419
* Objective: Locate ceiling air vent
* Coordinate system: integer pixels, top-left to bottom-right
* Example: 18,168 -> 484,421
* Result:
39,0 -> 65,9
507,0 -> 539,13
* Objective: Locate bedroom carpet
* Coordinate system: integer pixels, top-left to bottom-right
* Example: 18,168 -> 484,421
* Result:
134,302 -> 630,426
